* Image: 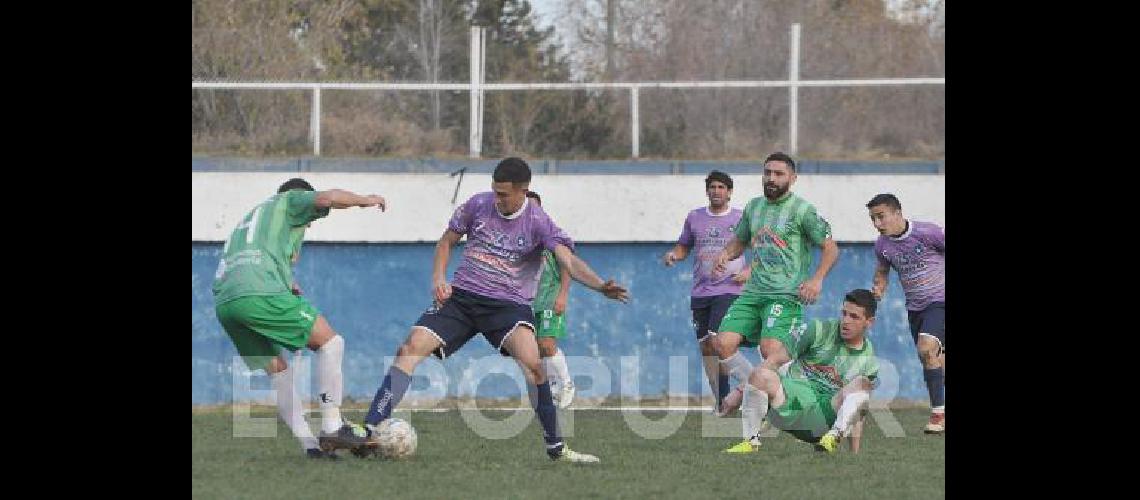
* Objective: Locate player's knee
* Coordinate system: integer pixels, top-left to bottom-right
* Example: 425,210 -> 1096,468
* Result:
397,341 -> 421,359
265,356 -> 288,374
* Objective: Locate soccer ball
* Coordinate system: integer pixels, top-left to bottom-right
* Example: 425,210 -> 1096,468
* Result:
374,418 -> 417,459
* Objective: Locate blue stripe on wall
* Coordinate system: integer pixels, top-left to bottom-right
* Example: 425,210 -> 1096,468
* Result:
192,243 -> 928,404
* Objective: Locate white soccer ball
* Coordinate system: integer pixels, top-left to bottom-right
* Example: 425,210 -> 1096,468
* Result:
374,418 -> 417,459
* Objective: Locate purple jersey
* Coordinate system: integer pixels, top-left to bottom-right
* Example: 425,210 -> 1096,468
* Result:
874,220 -> 945,311
677,207 -> 746,297
448,192 -> 574,305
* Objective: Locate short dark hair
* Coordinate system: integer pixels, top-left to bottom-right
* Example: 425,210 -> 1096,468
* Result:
705,170 -> 733,190
865,193 -> 902,211
764,152 -> 796,172
526,190 -> 542,204
493,157 -> 532,184
278,178 -> 315,193
844,289 -> 878,318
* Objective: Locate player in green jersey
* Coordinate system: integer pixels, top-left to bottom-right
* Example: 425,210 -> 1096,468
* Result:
212,178 -> 387,459
525,191 -> 576,408
723,289 -> 880,455
711,152 -> 840,415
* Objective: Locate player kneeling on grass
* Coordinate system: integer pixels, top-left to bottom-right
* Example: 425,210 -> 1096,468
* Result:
724,289 -> 880,455
359,158 -> 629,463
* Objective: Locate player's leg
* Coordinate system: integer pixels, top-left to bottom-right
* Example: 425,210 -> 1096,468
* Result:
536,309 -> 573,408
364,298 -> 475,431
714,296 -> 764,414
494,310 -> 598,463
692,296 -> 730,414
818,381 -> 872,453
756,297 -> 801,371
911,303 -> 946,434
306,315 -> 348,434
216,297 -> 325,457
725,366 -> 785,453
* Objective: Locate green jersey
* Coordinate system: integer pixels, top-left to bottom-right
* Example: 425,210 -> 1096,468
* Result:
531,250 -> 562,312
786,318 -> 879,394
212,190 -> 330,305
734,192 -> 831,299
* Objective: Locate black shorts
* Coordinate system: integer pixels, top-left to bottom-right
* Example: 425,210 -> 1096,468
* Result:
414,287 -> 536,360
691,294 -> 739,342
907,302 -> 945,354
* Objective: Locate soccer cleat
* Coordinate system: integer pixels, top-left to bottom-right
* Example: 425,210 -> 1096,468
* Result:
723,439 -> 761,454
319,421 -> 373,453
557,380 -> 576,409
306,448 -> 339,460
815,431 -> 841,454
924,412 -> 945,434
552,446 -> 600,464
716,385 -> 745,417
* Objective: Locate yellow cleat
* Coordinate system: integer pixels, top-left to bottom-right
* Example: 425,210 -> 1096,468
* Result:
723,440 -> 761,454
815,431 -> 841,454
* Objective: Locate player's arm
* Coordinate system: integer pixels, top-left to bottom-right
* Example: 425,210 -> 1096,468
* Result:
553,244 -> 629,303
732,257 -> 752,285
314,189 -> 387,211
554,258 -> 571,314
663,243 -> 690,267
872,261 -> 890,300
798,238 -> 838,304
712,235 -> 746,274
432,229 -> 463,302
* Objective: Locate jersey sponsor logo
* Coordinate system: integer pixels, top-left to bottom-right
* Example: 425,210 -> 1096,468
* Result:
708,226 -> 722,238
320,392 -> 332,404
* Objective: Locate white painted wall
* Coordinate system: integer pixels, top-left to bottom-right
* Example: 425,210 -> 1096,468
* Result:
192,173 -> 944,243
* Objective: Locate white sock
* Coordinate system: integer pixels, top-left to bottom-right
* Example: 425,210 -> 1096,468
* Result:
832,391 -> 870,435
932,405 -> 945,414
316,335 -> 345,433
720,352 -> 754,386
741,383 -> 768,443
543,356 -> 561,386
272,368 -> 318,451
550,348 -> 572,386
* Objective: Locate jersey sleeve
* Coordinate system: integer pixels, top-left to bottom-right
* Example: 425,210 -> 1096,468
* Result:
286,190 -> 330,226
447,194 -> 478,235
734,200 -> 755,245
799,204 -> 832,247
677,212 -> 695,247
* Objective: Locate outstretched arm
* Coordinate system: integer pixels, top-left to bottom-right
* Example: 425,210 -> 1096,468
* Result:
315,189 -> 387,211
553,244 -> 629,303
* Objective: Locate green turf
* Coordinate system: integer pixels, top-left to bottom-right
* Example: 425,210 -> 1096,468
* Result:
192,408 -> 943,499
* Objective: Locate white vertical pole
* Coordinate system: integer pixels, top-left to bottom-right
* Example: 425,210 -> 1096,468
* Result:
479,27 -> 485,157
630,86 -> 640,159
311,86 -> 321,156
789,23 -> 800,156
469,27 -> 482,158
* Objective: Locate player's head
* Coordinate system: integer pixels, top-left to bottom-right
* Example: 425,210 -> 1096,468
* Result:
840,289 -> 877,341
762,152 -> 796,200
526,190 -> 542,206
704,170 -> 733,209
278,178 -> 315,193
492,157 -> 532,216
866,193 -> 905,236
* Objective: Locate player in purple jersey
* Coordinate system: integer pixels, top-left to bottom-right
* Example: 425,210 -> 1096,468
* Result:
867,193 -> 946,434
663,171 -> 750,416
358,158 -> 629,463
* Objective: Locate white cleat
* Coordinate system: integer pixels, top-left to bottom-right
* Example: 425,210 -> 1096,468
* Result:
555,446 -> 600,464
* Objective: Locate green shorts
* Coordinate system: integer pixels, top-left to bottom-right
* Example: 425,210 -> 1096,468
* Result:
768,375 -> 838,443
717,295 -> 802,356
533,309 -> 567,339
215,294 -> 320,371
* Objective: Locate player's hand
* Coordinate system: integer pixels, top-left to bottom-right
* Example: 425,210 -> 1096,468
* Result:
663,252 -> 679,267
554,294 -> 567,315
291,283 -> 303,296
366,195 -> 387,212
600,279 -> 630,304
433,279 -> 453,303
731,272 -> 748,285
798,278 -> 823,304
712,253 -> 730,276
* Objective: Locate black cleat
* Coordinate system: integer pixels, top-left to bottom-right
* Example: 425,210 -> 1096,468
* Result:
319,422 -> 373,453
306,448 -> 339,460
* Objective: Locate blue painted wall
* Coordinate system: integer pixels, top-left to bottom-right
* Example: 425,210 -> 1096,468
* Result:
192,243 -> 929,404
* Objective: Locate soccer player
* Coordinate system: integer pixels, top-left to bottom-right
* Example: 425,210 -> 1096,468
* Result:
212,178 -> 386,459
524,190 -> 576,408
867,193 -> 946,434
724,289 -> 880,454
711,152 -> 840,414
662,171 -> 750,416
360,158 -> 629,463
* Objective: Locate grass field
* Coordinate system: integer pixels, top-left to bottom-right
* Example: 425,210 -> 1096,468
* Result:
192,407 -> 944,499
